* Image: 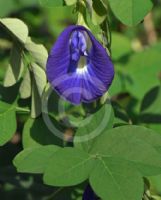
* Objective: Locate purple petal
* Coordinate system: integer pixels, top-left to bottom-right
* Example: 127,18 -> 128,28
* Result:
83,185 -> 98,200
46,25 -> 114,105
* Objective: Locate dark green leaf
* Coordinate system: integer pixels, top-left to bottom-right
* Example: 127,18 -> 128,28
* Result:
22,117 -> 63,148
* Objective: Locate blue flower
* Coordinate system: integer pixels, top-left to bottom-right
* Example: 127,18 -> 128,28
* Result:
83,184 -> 98,200
46,25 -> 114,105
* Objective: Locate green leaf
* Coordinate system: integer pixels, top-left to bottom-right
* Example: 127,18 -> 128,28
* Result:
74,103 -> 114,152
141,85 -> 161,116
39,0 -> 64,7
91,0 -> 107,25
19,68 -> 31,99
31,73 -> 42,118
3,44 -> 24,87
108,0 -> 153,26
30,63 -> 47,118
0,101 -> 16,146
125,49 -> 161,99
0,18 -> 28,43
90,158 -> 143,200
13,145 -> 60,173
41,125 -> 161,200
111,32 -> 132,60
64,0 -> 77,6
89,125 -> 161,176
43,148 -> 93,186
31,63 -> 47,96
25,37 -> 48,69
22,117 -> 63,148
149,174 -> 161,195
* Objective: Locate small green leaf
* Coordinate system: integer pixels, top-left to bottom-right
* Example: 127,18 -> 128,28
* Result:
31,63 -> 47,96
0,101 -> 16,146
91,0 -> 107,25
141,85 -> 161,117
31,73 -> 42,118
39,0 -> 64,7
0,18 -> 29,43
90,158 -> 143,200
30,63 -> 47,118
108,0 -> 153,26
43,148 -> 93,186
19,68 -> 31,99
25,37 -> 48,69
64,0 -> 77,6
3,44 -> 24,87
22,117 -> 62,148
13,145 -> 60,173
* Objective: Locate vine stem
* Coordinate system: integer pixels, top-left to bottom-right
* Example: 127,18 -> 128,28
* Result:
16,106 -> 30,113
44,187 -> 65,200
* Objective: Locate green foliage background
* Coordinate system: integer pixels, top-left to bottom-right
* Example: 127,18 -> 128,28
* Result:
0,0 -> 161,199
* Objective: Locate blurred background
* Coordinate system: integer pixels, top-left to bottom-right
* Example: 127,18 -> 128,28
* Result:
0,0 -> 161,199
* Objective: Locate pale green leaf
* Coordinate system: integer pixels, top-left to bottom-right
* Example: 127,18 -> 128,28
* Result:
3,44 -> 24,87
91,0 -> 107,25
0,101 -> 16,146
25,37 -> 48,69
108,0 -> 153,26
64,0 -> 77,6
13,145 -> 60,173
19,68 -> 31,99
31,62 -> 47,96
0,18 -> 29,43
43,148 -> 93,186
30,63 -> 47,118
